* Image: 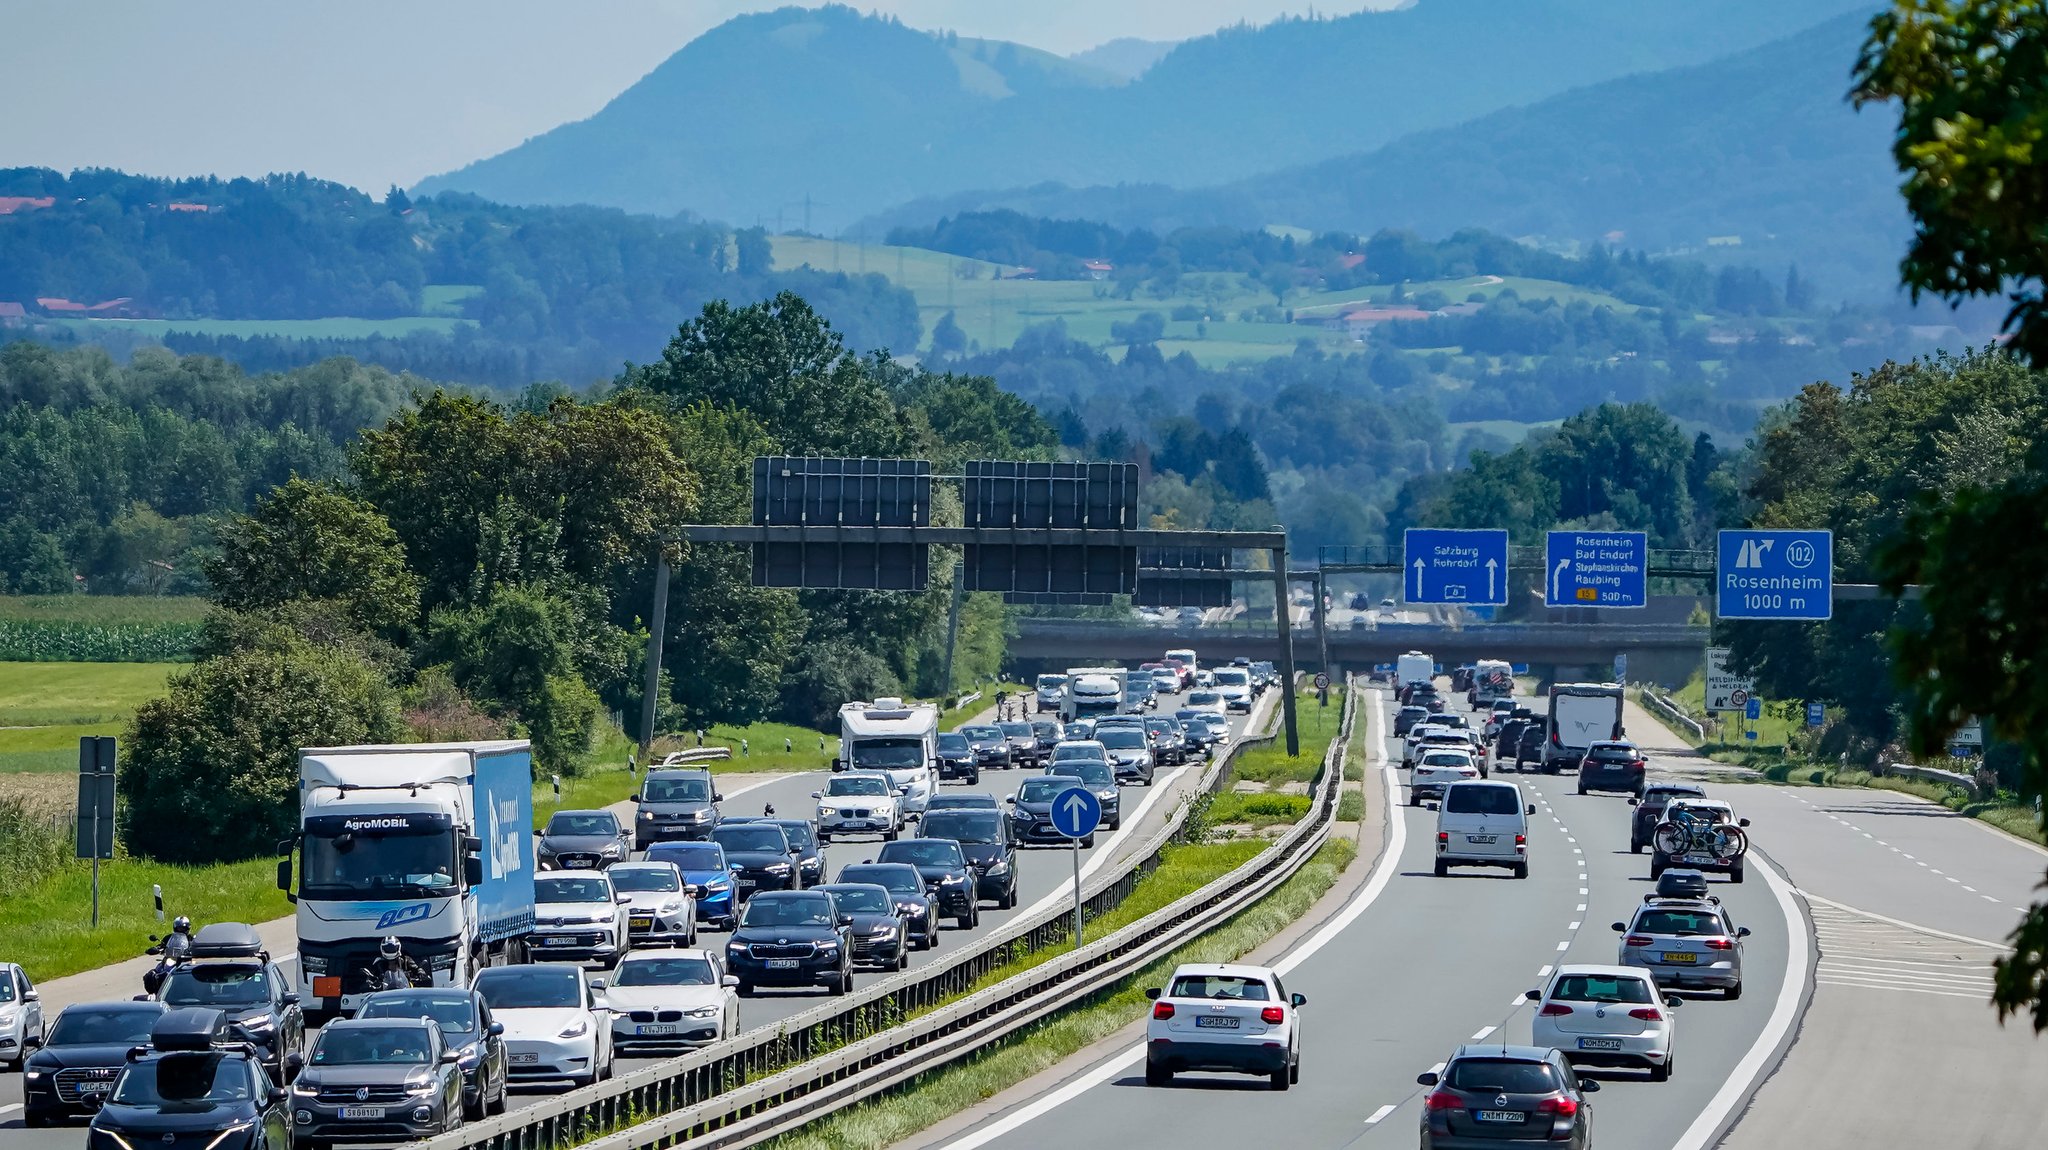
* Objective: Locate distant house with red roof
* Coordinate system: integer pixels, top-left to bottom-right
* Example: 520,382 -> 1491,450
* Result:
0,196 -> 55,215
36,296 -> 136,316
1337,253 -> 1366,271
1082,259 -> 1114,281
1340,305 -> 1433,339
0,302 -> 25,325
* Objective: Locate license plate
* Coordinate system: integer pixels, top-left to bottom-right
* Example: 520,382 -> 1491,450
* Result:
79,1081 -> 112,1095
766,958 -> 800,969
1662,951 -> 1698,964
636,1024 -> 676,1036
737,879 -> 757,889
565,860 -> 592,869
630,917 -> 653,928
340,1106 -> 386,1120
1476,1110 -> 1523,1123
1466,834 -> 1497,844
1194,1016 -> 1240,1029
509,1052 -> 539,1065
1578,1037 -> 1624,1050
543,936 -> 576,947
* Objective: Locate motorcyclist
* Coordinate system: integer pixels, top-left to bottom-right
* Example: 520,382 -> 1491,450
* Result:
365,936 -> 428,992
142,916 -> 194,995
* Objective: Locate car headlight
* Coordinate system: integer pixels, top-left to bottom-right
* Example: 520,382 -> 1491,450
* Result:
601,843 -> 625,857
24,1069 -> 43,1080
636,809 -> 654,820
658,900 -> 685,915
705,877 -> 730,891
202,1121 -> 255,1150
866,923 -> 896,936
557,1019 -> 589,1039
764,862 -> 792,875
939,874 -> 966,885
984,858 -> 1009,875
455,1042 -> 481,1067
685,1006 -> 720,1019
406,1077 -> 439,1096
291,1080 -> 318,1097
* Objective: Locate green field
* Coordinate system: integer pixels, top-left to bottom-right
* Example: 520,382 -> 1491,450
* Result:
53,316 -> 466,339
0,596 -> 210,624
419,283 -> 483,316
0,662 -> 178,772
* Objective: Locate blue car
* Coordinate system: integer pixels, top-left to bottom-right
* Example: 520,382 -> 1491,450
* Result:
645,840 -> 738,929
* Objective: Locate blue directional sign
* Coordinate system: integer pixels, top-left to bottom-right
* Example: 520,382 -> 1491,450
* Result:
1544,531 -> 1648,609
1403,529 -> 1510,606
1717,529 -> 1832,620
1745,696 -> 1763,721
1805,702 -> 1825,728
1049,786 -> 1101,840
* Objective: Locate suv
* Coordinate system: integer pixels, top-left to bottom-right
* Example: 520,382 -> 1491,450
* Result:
1578,740 -> 1647,796
91,1009 -> 294,1150
1417,1045 -> 1600,1145
356,987 -> 508,1119
1394,705 -> 1431,737
148,922 -> 302,1084
1143,963 -> 1304,1090
1514,722 -> 1547,770
531,871 -> 632,965
876,839 -> 980,928
292,1016 -> 466,1140
1628,783 -> 1706,853
1614,897 -> 1750,997
920,806 -> 1019,910
935,732 -> 979,783
632,767 -> 722,848
724,891 -> 855,996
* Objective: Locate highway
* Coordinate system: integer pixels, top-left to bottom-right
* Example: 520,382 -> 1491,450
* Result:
0,690 -> 1273,1142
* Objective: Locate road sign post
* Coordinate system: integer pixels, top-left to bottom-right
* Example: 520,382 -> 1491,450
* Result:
1402,528 -> 1510,606
1314,671 -> 1330,707
1705,648 -> 1753,713
1544,530 -> 1648,608
1049,785 -> 1102,947
77,736 -> 116,927
1717,529 -> 1833,620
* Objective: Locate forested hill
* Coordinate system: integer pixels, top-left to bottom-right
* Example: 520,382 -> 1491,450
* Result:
414,0 -> 1874,224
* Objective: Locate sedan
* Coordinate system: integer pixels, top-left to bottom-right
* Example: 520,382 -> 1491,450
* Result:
1527,965 -> 1679,1081
290,1017 -> 466,1141
1043,760 -> 1122,830
1614,898 -> 1750,997
960,725 -> 1014,770
1416,1044 -> 1598,1148
538,808 -> 631,871
813,883 -> 911,971
472,964 -> 613,1088
998,721 -> 1045,767
605,949 -> 739,1051
606,861 -> 700,947
876,838 -> 980,928
724,890 -> 854,996
357,987 -> 508,1119
1009,775 -> 1095,848
21,1000 -> 165,1126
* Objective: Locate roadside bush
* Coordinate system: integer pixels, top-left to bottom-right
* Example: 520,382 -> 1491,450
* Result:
0,794 -> 70,891
777,640 -> 903,731
402,666 -> 513,743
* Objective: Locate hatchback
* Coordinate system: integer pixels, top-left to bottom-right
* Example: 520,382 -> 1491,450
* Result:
1527,965 -> 1679,1081
1613,898 -> 1749,997
1417,1045 -> 1598,1148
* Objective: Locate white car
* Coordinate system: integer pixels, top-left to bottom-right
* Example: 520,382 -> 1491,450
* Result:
473,964 -> 614,1088
0,962 -> 43,1071
813,771 -> 905,841
1409,730 -> 1477,769
1149,668 -> 1180,694
1035,674 -> 1068,710
1195,670 -> 1217,688
1144,962 -> 1304,1090
605,949 -> 739,1053
1403,723 -> 1449,767
880,763 -> 938,817
1410,749 -> 1480,805
1049,740 -> 1110,767
531,871 -> 632,966
1184,690 -> 1227,716
1528,964 -> 1678,1081
1212,669 -> 1254,712
607,861 -> 699,947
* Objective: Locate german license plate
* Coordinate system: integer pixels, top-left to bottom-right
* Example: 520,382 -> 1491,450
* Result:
564,860 -> 591,869
766,958 -> 800,969
543,936 -> 576,947
737,879 -> 757,890
1467,834 -> 1497,844
1578,1037 -> 1624,1051
79,1081 -> 112,1095
1475,1110 -> 1523,1123
1195,1016 -> 1240,1029
340,1106 -> 386,1120
509,1052 -> 539,1065
1662,951 -> 1698,964
636,1024 -> 676,1036
630,917 -> 653,929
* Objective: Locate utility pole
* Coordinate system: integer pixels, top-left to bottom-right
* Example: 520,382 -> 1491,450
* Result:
1273,539 -> 1300,756
638,553 -> 671,755
941,558 -> 965,692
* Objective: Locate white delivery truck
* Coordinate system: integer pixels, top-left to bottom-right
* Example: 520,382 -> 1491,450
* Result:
838,698 -> 940,815
1542,683 -> 1625,774
1470,659 -> 1515,707
1062,667 -> 1126,722
1396,651 -> 1435,690
278,741 -> 536,1022
1164,648 -> 1198,689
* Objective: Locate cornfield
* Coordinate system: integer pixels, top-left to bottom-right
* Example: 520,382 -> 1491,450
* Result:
0,620 -> 200,662
0,794 -> 74,891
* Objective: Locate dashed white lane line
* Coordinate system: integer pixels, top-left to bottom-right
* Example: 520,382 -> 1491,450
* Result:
1470,1025 -> 1496,1041
1537,965 -> 1553,978
1568,921 -> 1581,930
1962,884 -> 1977,892
1365,1103 -> 1398,1126
1555,940 -> 1570,952
1579,887 -> 1588,896
1576,903 -> 1587,912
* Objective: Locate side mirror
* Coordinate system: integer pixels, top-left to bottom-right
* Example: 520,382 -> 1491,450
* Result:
722,975 -> 740,989
899,785 -> 913,794
1416,1071 -> 1439,1086
275,858 -> 292,892
285,1052 -> 305,1077
1738,818 -> 1751,828
630,793 -> 642,803
616,894 -> 633,904
282,993 -> 300,1007
1525,988 -> 1541,1000
1578,1078 -> 1601,1093
464,856 -> 484,886
811,791 -> 823,799
1144,988 -> 1161,1001
440,1049 -> 460,1065
489,1021 -> 505,1036
23,989 -> 39,1003
1610,922 -> 1627,933
1665,995 -> 1683,1009
791,847 -> 804,856
149,934 -> 160,943
589,978 -> 608,992
714,792 -> 725,802
1290,992 -> 1306,1007
1004,794 -> 1017,804
1736,926 -> 1752,938
1424,802 -> 1438,812
269,1087 -> 289,1104
839,914 -> 855,926
1626,798 -> 1639,806
1526,804 -> 1537,815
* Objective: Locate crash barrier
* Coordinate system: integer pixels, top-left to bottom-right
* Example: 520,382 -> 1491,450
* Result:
657,747 -> 735,765
1875,760 -> 1982,800
1638,688 -> 1705,742
421,682 -> 1318,1150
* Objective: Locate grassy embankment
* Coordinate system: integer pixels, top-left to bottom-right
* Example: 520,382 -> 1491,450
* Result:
1205,684 -> 1343,830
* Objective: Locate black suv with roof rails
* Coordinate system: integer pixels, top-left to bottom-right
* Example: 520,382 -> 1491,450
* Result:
145,923 -> 302,1085
89,1008 -> 294,1150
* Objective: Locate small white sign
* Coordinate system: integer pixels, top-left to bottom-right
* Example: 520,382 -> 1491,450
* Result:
1954,717 -> 1984,747
1705,648 -> 1754,714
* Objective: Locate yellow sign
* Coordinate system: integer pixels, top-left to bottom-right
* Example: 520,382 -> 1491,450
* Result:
1575,587 -> 1599,602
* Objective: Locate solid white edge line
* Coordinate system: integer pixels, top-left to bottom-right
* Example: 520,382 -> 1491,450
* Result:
1794,890 -> 2010,949
0,1102 -> 21,1117
930,691 -> 1400,1150
1667,851 -> 1811,1150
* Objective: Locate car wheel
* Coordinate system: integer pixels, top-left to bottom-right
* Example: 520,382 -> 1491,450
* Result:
1109,816 -> 1122,831
1726,982 -> 1743,1001
1269,1067 -> 1290,1091
23,1110 -> 49,1129
464,1087 -> 485,1121
1730,861 -> 1746,884
1002,883 -> 1018,910
1083,834 -> 1096,848
736,981 -> 755,998
896,942 -> 911,971
1631,838 -> 1643,854
970,773 -> 980,785
1290,1060 -> 1300,1085
490,1072 -> 508,1115
1576,782 -> 1587,796
1650,1058 -> 1672,1083
1409,791 -> 1419,807
817,832 -> 832,844
886,826 -> 900,842
1145,1060 -> 1173,1087
1650,857 -> 1666,879
1513,862 -> 1529,880
1433,860 -> 1448,877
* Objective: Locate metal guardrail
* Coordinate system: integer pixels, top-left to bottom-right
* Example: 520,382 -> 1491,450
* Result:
952,689 -> 983,711
656,748 -> 736,765
1877,761 -> 1982,800
420,686 -> 1306,1150
1638,688 -> 1705,741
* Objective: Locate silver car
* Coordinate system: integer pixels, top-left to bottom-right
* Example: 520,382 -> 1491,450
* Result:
1612,896 -> 1750,997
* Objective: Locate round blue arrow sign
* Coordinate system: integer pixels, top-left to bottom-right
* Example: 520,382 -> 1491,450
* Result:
1049,785 -> 1102,839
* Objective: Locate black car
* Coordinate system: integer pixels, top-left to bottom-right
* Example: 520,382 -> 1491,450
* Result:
959,724 -> 1013,770
919,808 -> 1019,909
290,1015 -> 466,1142
539,809 -> 631,870
727,817 -> 825,889
998,721 -> 1045,767
812,883 -> 910,971
90,1009 -> 293,1150
1417,1044 -> 1598,1149
1394,705 -> 1431,737
936,732 -> 980,783
1009,774 -> 1095,848
1629,783 -> 1707,853
876,839 -> 981,928
356,987 -> 507,1119
1143,716 -> 1189,765
632,768 -> 722,848
925,793 -> 1001,813
22,1000 -> 167,1126
1030,719 -> 1066,749
1174,715 -> 1214,754
722,890 -> 854,996
1045,760 -> 1122,830
711,821 -> 801,900
151,928 -> 303,1086
1494,716 -> 1533,754
1578,741 -> 1647,797
835,863 -> 940,949
1515,722 -> 1547,770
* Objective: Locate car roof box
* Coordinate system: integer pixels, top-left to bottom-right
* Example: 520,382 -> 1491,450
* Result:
189,921 -> 267,960
152,1007 -> 229,1052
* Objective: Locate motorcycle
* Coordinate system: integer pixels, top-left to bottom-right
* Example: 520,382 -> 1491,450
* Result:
356,958 -> 429,993
141,932 -> 193,996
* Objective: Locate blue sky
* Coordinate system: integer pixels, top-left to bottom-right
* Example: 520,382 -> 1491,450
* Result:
0,0 -> 1401,194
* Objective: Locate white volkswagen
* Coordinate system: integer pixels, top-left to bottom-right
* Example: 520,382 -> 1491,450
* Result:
1527,964 -> 1679,1081
1410,748 -> 1480,806
1143,962 -> 1305,1090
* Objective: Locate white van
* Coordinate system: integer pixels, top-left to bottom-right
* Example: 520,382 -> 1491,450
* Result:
1432,779 -> 1534,879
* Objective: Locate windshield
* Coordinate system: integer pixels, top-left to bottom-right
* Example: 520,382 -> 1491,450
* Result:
849,738 -> 925,768
642,777 -> 712,803
1188,691 -> 1221,705
827,776 -> 891,797
776,822 -> 817,849
608,867 -> 681,893
998,723 -> 1033,738
962,726 -> 1002,741
1032,722 -> 1061,739
1036,675 -> 1066,689
537,876 -> 611,903
161,964 -> 269,1008
359,995 -> 476,1033
938,733 -> 970,752
110,1055 -> 253,1107
1018,779 -> 1071,802
1634,909 -> 1727,936
547,812 -> 619,836
1446,1059 -> 1561,1094
649,843 -> 725,870
714,826 -> 789,853
1443,786 -> 1521,815
1098,730 -> 1146,749
1644,789 -> 1703,808
613,956 -> 716,987
474,966 -> 580,1010
1550,974 -> 1655,1004
823,887 -> 891,913
1214,670 -> 1249,687
839,866 -> 920,894
881,841 -> 964,867
1052,745 -> 1106,761
49,1008 -> 158,1046
313,1026 -> 434,1065
741,896 -> 834,928
1670,804 -> 1732,824
1059,762 -> 1114,787
1420,753 -> 1473,770
921,812 -> 1000,842
302,826 -> 456,898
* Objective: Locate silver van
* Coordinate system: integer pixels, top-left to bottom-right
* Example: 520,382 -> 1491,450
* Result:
1432,780 -> 1534,879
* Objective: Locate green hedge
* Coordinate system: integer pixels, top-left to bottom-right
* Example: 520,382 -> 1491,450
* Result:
0,620 -> 200,662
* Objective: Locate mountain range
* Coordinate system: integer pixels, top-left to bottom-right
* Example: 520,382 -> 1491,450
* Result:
415,0 -> 1879,229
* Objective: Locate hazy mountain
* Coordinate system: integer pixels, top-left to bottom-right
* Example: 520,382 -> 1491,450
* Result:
417,0 -> 1878,225
1067,37 -> 1177,80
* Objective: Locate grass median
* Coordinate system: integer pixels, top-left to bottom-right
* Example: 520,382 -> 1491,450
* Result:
766,837 -> 1358,1150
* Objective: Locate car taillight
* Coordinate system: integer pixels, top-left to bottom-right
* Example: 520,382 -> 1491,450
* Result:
1152,1002 -> 1174,1020
1437,832 -> 1450,844
1628,1008 -> 1664,1021
1625,935 -> 1654,947
1705,938 -> 1734,950
1537,1097 -> 1579,1116
1425,1090 -> 1463,1111
1538,1003 -> 1573,1017
1515,834 -> 1526,845
1261,1006 -> 1285,1024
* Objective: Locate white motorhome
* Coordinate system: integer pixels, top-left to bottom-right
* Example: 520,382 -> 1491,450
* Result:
1544,683 -> 1625,774
1470,659 -> 1515,706
837,698 -> 940,815
1062,667 -> 1126,722
1396,651 -> 1435,688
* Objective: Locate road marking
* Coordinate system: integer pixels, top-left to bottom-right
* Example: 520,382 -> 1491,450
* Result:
1365,1104 -> 1398,1126
1902,853 -> 1914,860
1577,872 -> 1587,881
1508,992 -> 1529,1007
1567,836 -> 1577,844
1816,977 -> 1986,1000
1555,940 -> 1570,952
1961,884 -> 1975,891
1982,894 -> 2001,903
1537,965 -> 1553,978
1579,888 -> 1588,896
1576,904 -> 1586,912
1568,921 -> 1581,930
1470,1025 -> 1495,1041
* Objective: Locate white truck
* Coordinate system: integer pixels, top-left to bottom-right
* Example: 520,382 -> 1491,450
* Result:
277,740 -> 536,1022
1543,683 -> 1626,774
1396,651 -> 1435,690
1164,648 -> 1198,689
1470,659 -> 1515,707
837,698 -> 940,815
1062,667 -> 1126,722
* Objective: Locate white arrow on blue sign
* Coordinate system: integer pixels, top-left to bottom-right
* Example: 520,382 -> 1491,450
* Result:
1049,786 -> 1102,839
1544,530 -> 1648,608
1717,529 -> 1832,620
1403,528 -> 1509,606
1746,696 -> 1763,721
